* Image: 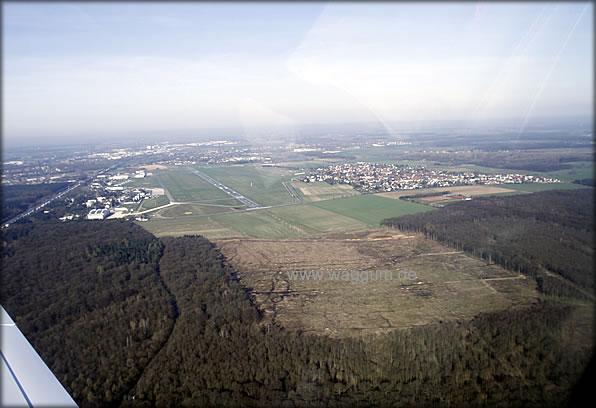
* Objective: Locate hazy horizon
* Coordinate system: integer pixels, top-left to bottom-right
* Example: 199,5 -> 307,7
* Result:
3,2 -> 593,146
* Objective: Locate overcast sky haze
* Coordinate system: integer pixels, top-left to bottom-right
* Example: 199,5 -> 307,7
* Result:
2,1 -> 593,146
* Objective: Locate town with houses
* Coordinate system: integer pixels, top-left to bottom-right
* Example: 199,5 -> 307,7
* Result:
302,163 -> 560,193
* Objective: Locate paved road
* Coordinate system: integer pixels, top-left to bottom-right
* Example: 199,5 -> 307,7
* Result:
188,168 -> 262,209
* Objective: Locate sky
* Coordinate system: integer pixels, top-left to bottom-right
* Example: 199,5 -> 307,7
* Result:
2,1 -> 593,146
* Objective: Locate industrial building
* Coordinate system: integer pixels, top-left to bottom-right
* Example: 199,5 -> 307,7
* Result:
87,208 -> 110,220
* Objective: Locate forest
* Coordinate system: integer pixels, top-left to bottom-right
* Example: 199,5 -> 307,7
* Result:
384,189 -> 594,300
1,220 -> 175,405
1,182 -> 69,221
1,219 -> 593,407
400,148 -> 593,172
574,178 -> 595,187
126,236 -> 592,407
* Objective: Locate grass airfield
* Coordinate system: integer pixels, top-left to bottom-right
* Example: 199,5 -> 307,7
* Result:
137,165 -> 435,238
137,164 -> 575,239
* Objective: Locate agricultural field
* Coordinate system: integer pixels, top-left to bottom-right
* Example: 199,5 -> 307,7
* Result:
341,146 -> 406,163
216,229 -> 539,337
198,165 -> 299,206
543,160 -> 594,182
378,184 -> 520,200
274,158 -> 343,169
499,182 -> 588,192
426,162 -> 544,175
312,194 -> 432,226
292,180 -> 360,202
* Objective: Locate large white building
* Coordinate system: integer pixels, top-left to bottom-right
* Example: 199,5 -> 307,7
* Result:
87,208 -> 110,220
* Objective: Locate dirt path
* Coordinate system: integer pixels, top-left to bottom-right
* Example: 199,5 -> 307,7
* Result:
121,260 -> 179,403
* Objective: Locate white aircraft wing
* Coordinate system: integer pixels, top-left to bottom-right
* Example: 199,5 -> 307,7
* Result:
1,306 -> 78,407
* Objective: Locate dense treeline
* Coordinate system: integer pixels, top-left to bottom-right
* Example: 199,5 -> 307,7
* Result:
383,189 -> 594,299
2,221 -> 592,407
574,178 -> 594,186
400,149 -> 593,172
1,182 -> 69,221
127,236 -> 592,407
1,221 -> 175,406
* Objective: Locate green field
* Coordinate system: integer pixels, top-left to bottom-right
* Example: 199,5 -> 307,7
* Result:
268,205 -> 368,234
342,146 -> 406,163
125,175 -> 162,189
198,165 -> 297,206
213,210 -> 305,239
293,181 -> 360,202
142,204 -> 369,239
141,209 -> 303,239
544,161 -> 594,182
139,215 -> 238,238
499,182 -> 589,193
312,194 -> 433,226
157,169 -> 243,205
139,195 -> 170,210
157,203 -> 233,218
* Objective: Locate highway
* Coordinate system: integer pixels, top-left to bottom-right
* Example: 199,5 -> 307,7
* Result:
1,164 -> 118,229
2,181 -> 84,228
188,168 -> 262,209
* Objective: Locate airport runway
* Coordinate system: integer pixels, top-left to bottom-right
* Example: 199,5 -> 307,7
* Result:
188,168 -> 262,209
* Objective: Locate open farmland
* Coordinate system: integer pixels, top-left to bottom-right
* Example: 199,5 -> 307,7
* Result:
216,229 -> 539,337
377,184 -> 520,200
544,160 -> 594,182
498,182 -> 588,192
293,180 -> 360,202
313,194 -> 432,225
198,165 -> 299,206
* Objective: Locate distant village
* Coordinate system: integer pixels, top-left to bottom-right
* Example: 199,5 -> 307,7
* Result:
302,162 -> 560,193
